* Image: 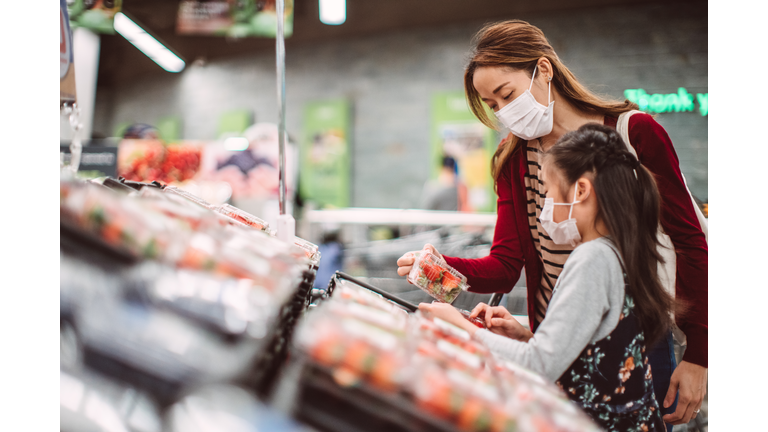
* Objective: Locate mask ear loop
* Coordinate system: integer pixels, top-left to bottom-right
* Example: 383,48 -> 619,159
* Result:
529,65 -> 538,92
568,185 -> 583,219
530,65 -> 552,105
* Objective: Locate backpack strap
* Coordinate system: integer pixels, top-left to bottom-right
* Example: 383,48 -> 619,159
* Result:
616,109 -> 643,157
616,110 -> 708,242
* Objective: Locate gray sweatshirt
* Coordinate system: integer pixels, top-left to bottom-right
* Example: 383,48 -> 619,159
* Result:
473,237 -> 626,382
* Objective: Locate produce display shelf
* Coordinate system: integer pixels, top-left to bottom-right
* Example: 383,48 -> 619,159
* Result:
245,265 -> 317,399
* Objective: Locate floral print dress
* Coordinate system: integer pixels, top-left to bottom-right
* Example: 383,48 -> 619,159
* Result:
556,248 -> 665,432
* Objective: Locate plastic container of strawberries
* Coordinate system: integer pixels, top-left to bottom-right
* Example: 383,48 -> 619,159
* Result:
294,236 -> 321,265
214,204 -> 275,234
163,186 -> 214,209
407,251 -> 469,304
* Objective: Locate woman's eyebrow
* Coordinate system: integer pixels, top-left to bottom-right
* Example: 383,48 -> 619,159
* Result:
481,82 -> 511,102
492,82 -> 510,94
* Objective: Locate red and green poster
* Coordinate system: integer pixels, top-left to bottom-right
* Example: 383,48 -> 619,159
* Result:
431,91 -> 497,212
176,0 -> 294,38
300,99 -> 351,208
67,0 -> 122,34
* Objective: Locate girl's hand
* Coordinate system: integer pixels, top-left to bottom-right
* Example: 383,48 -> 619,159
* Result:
396,244 -> 442,277
418,302 -> 478,336
470,302 -> 533,342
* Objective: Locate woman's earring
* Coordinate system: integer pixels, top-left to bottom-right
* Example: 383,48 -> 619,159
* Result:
548,76 -> 552,82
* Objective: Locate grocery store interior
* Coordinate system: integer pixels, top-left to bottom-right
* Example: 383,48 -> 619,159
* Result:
57,0 -> 709,431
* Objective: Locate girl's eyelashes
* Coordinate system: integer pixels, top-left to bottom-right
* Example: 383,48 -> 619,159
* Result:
503,91 -> 514,100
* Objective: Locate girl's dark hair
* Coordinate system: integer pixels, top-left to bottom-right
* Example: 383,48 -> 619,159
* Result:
542,123 -> 674,346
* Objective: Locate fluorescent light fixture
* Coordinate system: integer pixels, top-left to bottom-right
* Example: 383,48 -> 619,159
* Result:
319,0 -> 346,25
114,12 -> 185,73
224,137 -> 249,151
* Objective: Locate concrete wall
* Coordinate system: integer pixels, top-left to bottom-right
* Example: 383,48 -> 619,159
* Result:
93,1 -> 708,204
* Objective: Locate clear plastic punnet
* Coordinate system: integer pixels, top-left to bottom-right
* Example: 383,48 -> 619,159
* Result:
163,186 -> 214,209
214,204 -> 275,234
458,308 -> 486,329
294,299 -> 408,393
293,236 -> 320,265
407,250 -> 469,304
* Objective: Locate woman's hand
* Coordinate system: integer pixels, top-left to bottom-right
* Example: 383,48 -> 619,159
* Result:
662,361 -> 708,425
418,302 -> 478,336
470,302 -> 533,342
396,244 -> 442,277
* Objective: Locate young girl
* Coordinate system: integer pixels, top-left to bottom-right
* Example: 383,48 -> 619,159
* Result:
421,123 -> 675,431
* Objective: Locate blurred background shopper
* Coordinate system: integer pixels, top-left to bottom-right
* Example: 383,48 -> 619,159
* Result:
420,155 -> 471,212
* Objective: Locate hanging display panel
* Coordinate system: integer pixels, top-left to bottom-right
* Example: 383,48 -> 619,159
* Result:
430,91 -> 498,213
300,99 -> 351,208
176,0 -> 294,38
61,0 -> 77,103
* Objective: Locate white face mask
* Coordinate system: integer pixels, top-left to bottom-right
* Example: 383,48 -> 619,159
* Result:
539,186 -> 582,247
494,65 -> 554,141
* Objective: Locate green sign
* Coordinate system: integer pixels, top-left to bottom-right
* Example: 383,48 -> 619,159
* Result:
300,99 -> 351,208
624,88 -> 708,116
218,109 -> 253,138
156,116 -> 182,143
431,92 -> 498,213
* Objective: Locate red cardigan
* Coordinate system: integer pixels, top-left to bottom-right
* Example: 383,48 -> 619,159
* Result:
443,114 -> 708,368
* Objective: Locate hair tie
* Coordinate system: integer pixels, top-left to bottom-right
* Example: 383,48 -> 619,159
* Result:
631,158 -> 640,179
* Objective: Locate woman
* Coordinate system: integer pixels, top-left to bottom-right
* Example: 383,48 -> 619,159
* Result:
396,20 -> 707,428
422,124 -> 673,430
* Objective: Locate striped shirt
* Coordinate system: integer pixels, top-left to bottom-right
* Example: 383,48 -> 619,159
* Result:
525,140 -> 575,327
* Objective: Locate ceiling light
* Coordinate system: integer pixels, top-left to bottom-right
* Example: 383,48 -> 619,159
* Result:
319,0 -> 346,25
114,12 -> 185,73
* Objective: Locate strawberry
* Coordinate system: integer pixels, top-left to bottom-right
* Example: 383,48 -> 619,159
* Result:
442,272 -> 461,289
422,262 -> 443,282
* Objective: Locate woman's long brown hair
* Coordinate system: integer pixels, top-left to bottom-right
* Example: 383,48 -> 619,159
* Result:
543,124 -> 674,346
464,20 -> 639,186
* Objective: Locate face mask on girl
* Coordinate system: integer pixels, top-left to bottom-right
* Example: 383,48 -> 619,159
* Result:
494,65 -> 554,140
539,186 -> 583,247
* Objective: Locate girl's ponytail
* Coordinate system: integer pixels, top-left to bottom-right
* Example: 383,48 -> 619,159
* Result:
543,123 -> 674,346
